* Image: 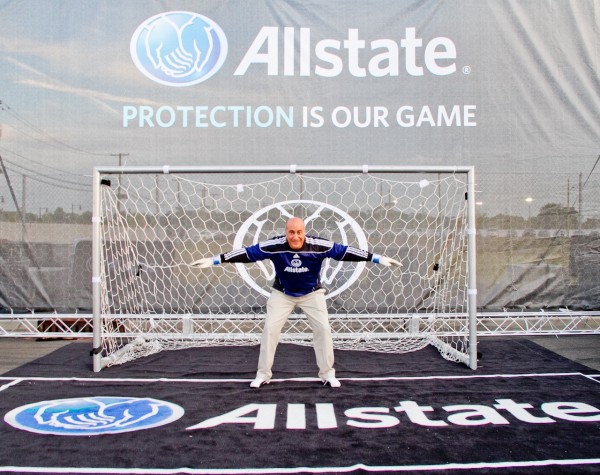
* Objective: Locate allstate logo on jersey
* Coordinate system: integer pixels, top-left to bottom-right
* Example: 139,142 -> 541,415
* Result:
4,396 -> 184,436
130,11 -> 228,87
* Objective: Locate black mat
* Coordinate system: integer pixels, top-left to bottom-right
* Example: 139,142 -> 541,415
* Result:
4,337 -> 596,379
1,339 -> 599,474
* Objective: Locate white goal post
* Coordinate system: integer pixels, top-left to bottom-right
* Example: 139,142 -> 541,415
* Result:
92,165 -> 477,371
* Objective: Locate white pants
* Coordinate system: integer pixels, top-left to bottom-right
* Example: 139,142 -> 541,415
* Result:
256,289 -> 335,381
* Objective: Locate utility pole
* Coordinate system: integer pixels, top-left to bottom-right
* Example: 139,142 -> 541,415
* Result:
0,127 -> 41,272
567,178 -> 570,237
111,153 -> 129,212
0,126 -> 27,239
22,174 -> 26,219
578,172 -> 582,230
110,153 -> 130,168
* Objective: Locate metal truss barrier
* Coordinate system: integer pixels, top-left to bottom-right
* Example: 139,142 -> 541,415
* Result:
1,311 -> 599,339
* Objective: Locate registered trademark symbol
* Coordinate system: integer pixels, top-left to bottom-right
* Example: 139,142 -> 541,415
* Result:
462,66 -> 472,75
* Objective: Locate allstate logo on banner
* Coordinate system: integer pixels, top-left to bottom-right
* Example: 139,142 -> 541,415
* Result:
4,396 -> 184,436
130,11 -> 228,87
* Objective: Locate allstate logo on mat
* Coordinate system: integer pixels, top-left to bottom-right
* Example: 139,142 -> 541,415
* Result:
130,11 -> 228,86
4,396 -> 184,436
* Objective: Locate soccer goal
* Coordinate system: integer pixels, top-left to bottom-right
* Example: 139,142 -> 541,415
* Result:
92,165 -> 477,371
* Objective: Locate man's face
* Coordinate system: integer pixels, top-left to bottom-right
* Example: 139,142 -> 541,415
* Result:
286,218 -> 305,250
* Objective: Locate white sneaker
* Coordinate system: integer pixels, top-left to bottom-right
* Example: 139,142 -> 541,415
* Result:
250,377 -> 269,388
323,376 -> 341,388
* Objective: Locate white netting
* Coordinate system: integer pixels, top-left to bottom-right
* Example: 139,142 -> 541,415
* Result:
96,170 -> 474,368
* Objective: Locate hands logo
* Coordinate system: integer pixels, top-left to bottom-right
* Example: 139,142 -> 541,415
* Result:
4,396 -> 184,436
130,11 -> 228,87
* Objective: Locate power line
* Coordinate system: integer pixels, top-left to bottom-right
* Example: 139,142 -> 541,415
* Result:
0,144 -> 87,179
582,153 -> 600,190
0,129 -> 89,191
111,152 -> 130,166
0,100 -> 112,157
2,160 -> 90,191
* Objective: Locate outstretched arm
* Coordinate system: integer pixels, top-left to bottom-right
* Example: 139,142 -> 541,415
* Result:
336,244 -> 401,268
190,244 -> 263,268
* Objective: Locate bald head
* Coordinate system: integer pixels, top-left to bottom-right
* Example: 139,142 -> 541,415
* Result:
285,217 -> 305,250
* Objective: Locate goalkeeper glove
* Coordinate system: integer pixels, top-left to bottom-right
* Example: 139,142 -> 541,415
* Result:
190,256 -> 221,268
376,255 -> 401,267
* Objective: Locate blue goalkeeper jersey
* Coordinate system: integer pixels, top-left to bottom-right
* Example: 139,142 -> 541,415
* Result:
219,235 -> 375,297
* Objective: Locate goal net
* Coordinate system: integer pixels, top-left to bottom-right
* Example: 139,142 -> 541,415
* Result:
92,166 -> 477,371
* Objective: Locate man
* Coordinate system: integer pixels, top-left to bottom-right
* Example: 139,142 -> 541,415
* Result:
192,217 -> 400,388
